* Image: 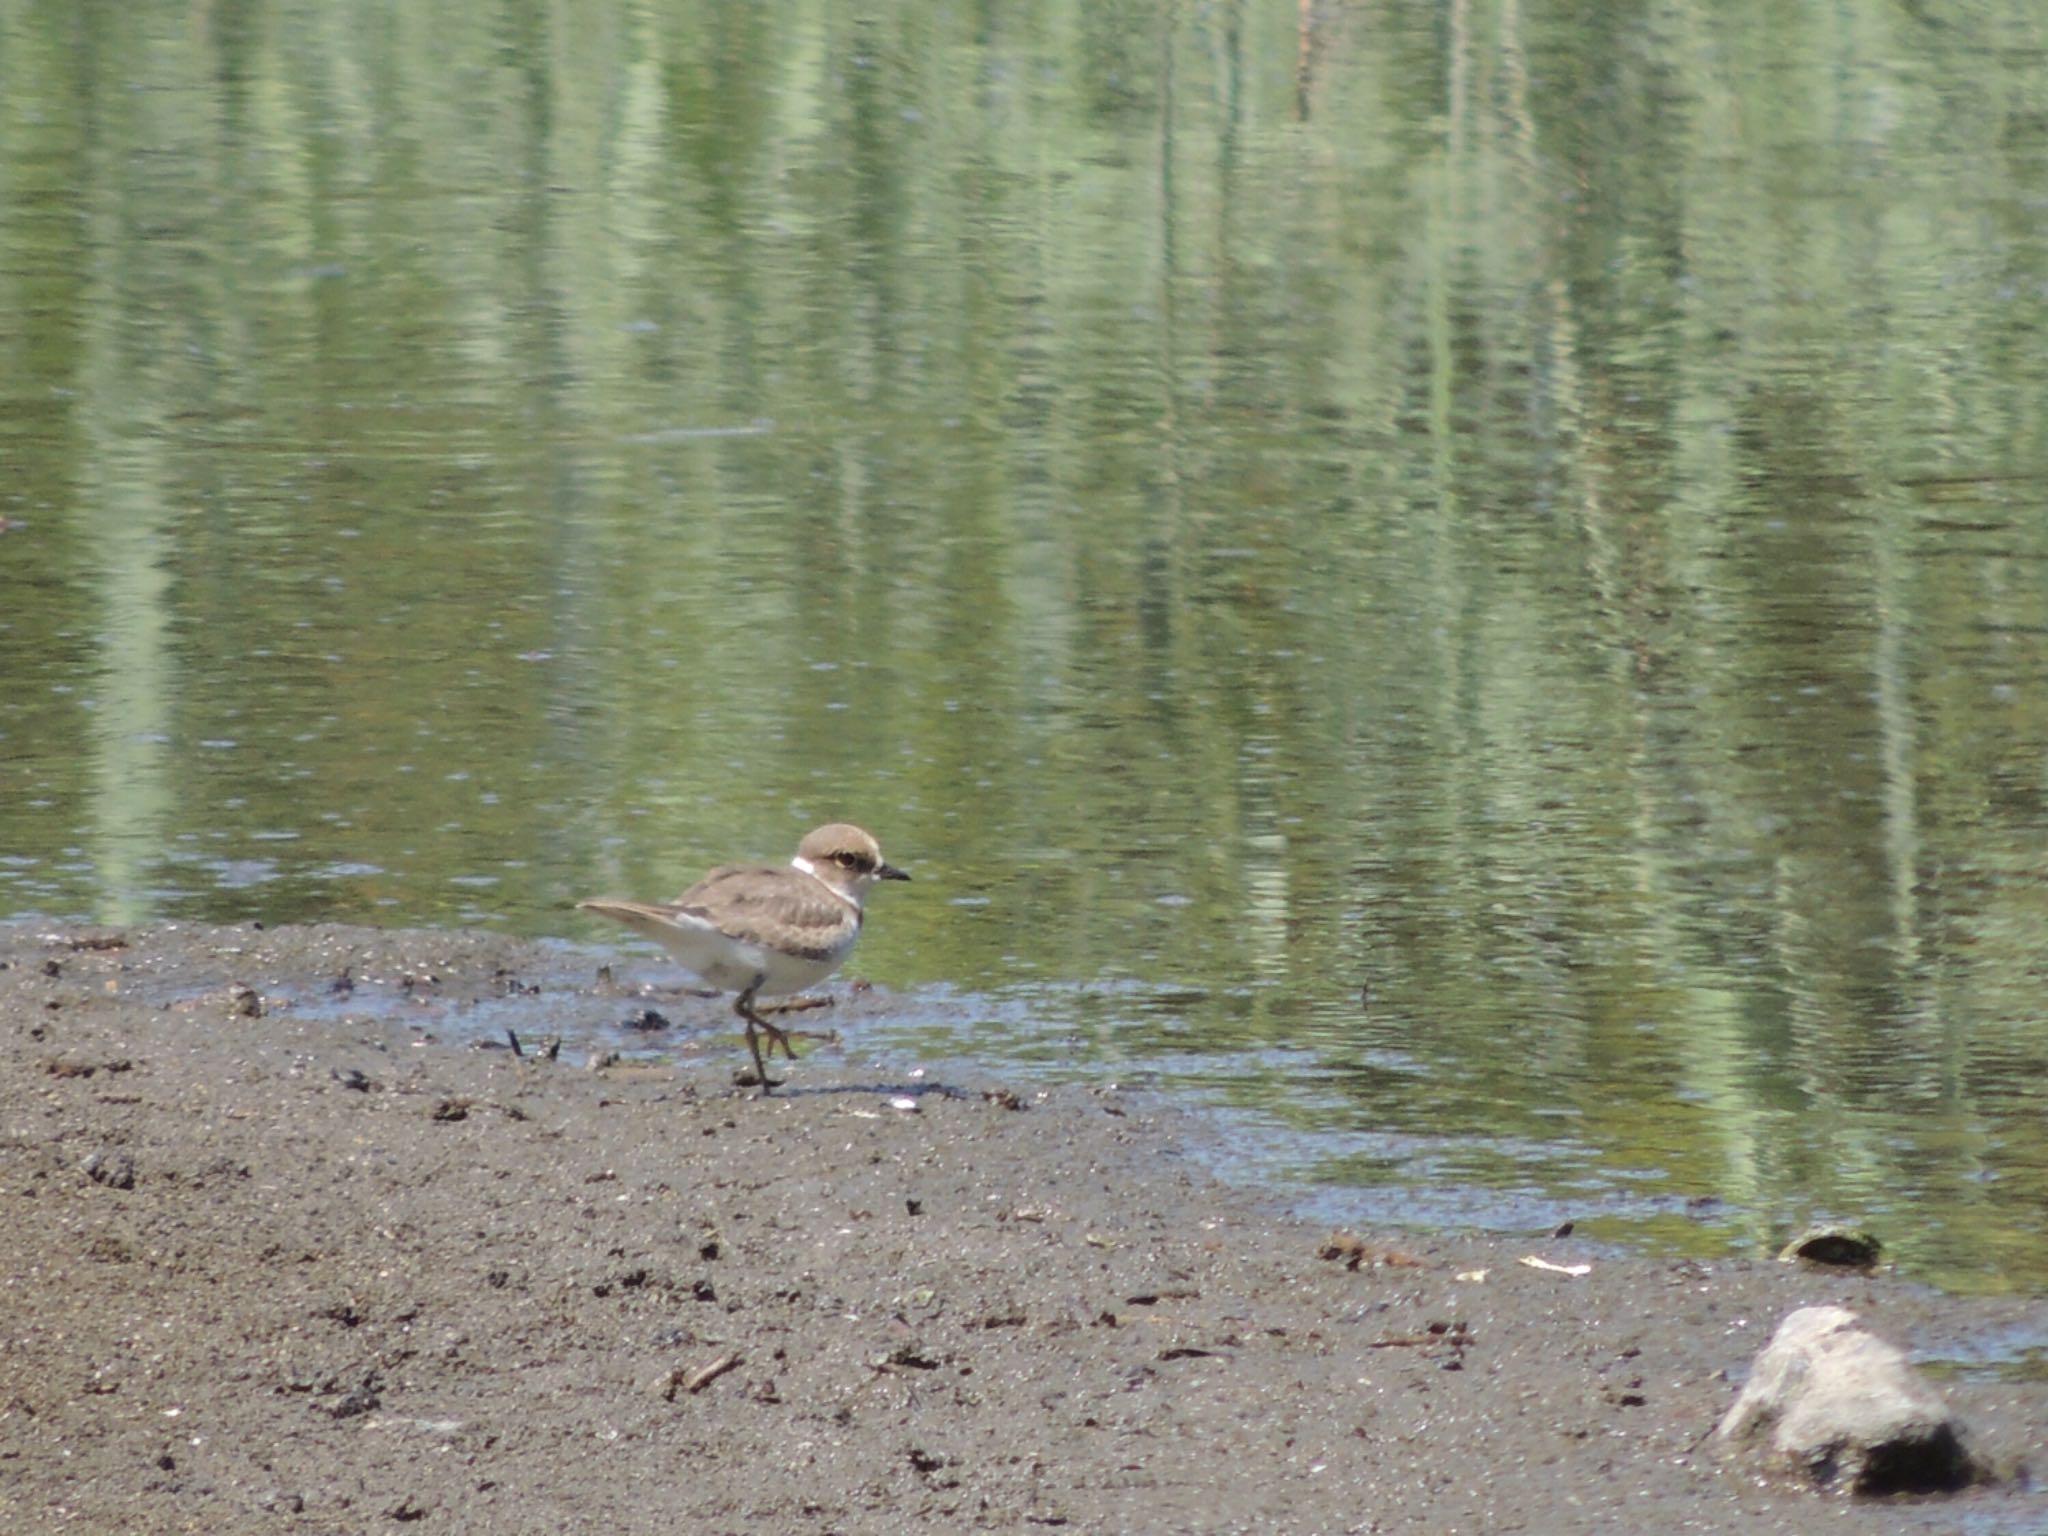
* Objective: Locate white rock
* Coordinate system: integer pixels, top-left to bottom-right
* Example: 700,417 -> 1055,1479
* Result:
1716,1305 -> 1984,1494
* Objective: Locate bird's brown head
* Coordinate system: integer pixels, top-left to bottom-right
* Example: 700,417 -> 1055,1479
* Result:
793,823 -> 910,894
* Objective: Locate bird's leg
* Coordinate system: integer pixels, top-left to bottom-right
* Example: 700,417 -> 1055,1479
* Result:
752,1004 -> 798,1060
733,979 -> 795,1091
757,994 -> 835,1047
760,995 -> 834,1017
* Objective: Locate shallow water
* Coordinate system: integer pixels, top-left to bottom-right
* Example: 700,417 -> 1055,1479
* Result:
5,1 -> 2048,1293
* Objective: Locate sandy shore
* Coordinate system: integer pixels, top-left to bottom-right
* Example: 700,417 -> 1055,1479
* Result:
2,920 -> 2042,1534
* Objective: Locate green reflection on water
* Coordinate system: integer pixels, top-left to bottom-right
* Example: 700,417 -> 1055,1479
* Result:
3,0 -> 2047,1294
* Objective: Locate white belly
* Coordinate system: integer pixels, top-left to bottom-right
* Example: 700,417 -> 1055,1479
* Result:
650,917 -> 855,997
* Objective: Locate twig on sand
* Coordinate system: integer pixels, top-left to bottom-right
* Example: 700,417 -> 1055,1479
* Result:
664,1352 -> 744,1400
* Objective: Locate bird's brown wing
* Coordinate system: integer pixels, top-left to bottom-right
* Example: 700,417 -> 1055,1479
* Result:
673,864 -> 857,957
671,862 -> 773,905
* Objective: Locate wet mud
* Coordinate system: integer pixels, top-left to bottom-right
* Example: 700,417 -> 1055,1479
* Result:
2,921 -> 2043,1533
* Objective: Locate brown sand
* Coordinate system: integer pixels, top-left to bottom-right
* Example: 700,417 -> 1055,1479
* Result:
2,921 -> 2042,1533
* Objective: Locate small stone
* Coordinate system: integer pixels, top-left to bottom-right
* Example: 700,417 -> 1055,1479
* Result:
83,1150 -> 136,1190
1777,1226 -> 1883,1268
327,1380 -> 381,1419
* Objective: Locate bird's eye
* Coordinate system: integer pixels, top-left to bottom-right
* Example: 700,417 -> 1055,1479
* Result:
836,851 -> 860,867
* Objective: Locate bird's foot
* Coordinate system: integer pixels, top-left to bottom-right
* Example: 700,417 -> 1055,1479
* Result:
760,994 -> 835,1017
756,1019 -> 800,1062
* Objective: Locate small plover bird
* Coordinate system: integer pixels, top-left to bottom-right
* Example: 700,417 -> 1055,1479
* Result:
578,823 -> 909,1091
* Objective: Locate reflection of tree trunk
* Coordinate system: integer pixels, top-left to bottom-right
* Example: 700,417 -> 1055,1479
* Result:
1157,0 -> 1180,472
84,450 -> 177,925
1295,0 -> 1318,122
1869,514 -> 1920,973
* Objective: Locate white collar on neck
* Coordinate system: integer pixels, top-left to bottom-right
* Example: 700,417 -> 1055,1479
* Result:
791,854 -> 862,916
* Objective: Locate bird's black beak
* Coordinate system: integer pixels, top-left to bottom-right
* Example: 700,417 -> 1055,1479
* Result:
879,862 -> 911,882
